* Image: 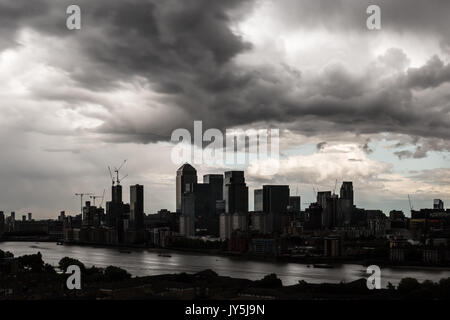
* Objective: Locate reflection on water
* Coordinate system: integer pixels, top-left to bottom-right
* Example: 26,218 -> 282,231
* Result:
1,241 -> 450,287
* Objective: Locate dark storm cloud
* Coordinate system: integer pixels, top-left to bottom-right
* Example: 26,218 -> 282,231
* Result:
269,0 -> 450,41
1,0 -> 450,154
406,56 -> 450,89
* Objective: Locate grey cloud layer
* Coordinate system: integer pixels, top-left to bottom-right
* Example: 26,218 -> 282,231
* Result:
1,0 -> 450,153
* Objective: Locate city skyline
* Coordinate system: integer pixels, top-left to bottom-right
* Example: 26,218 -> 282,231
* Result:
0,161 -> 447,221
0,0 -> 450,218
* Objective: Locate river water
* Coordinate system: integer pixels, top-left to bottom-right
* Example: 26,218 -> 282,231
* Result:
2,241 -> 450,287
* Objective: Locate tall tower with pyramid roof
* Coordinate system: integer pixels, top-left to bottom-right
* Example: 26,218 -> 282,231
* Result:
176,163 -> 197,212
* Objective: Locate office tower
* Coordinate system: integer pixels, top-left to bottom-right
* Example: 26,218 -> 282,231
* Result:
262,185 -> 290,234
83,201 -> 95,226
0,211 -> 4,235
176,163 -> 197,212
433,199 -> 444,210
180,192 -> 195,236
216,200 -> 225,215
130,184 -> 144,230
220,213 -> 232,240
340,182 -> 354,206
203,174 -> 223,235
28,212 -> 32,221
262,185 -> 290,213
192,183 -> 213,233
223,171 -> 248,215
112,184 -> 122,204
254,189 -> 263,212
289,196 -> 301,212
317,191 -> 332,209
22,215 -> 26,222
203,174 -> 223,206
10,211 -> 15,222
59,211 -> 66,222
322,194 -> 339,228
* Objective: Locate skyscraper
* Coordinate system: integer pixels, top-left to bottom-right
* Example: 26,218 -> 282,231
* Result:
223,171 -> 248,215
254,189 -> 263,212
0,211 -> 4,236
262,185 -> 290,233
112,184 -> 123,204
289,196 -> 301,212
176,163 -> 197,213
130,184 -> 144,230
340,182 -> 354,206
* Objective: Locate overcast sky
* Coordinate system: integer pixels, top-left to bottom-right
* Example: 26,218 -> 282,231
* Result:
1,0 -> 450,218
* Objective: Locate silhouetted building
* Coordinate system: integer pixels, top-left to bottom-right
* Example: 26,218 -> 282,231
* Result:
82,201 -> 105,228
176,163 -> 197,213
254,189 -> 263,212
289,196 -> 301,213
180,192 -> 195,236
317,191 -> 332,210
28,213 -> 32,221
224,171 -> 248,215
340,181 -> 354,206
0,211 -> 4,236
434,199 -> 444,210
112,184 -> 122,204
130,184 -> 144,230
262,185 -> 290,234
324,237 -> 342,257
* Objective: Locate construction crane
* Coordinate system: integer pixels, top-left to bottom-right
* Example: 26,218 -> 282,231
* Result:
90,189 -> 106,207
107,160 -> 128,186
333,179 -> 338,195
408,194 -> 414,211
75,193 -> 93,215
108,166 -> 115,186
100,188 -> 106,207
114,160 -> 127,185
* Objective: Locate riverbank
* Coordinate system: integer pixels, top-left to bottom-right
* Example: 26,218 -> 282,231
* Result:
2,249 -> 450,300
2,239 -> 450,271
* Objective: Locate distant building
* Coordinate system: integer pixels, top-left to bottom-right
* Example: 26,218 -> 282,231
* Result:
219,213 -> 232,240
0,211 -> 4,236
288,196 -> 301,213
27,213 -> 32,221
130,184 -> 144,230
203,174 -> 223,236
232,212 -> 248,232
262,185 -> 290,234
223,171 -> 248,215
324,237 -> 342,257
340,181 -> 354,206
433,199 -> 444,210
180,192 -> 195,237
254,189 -> 263,212
176,163 -> 197,213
